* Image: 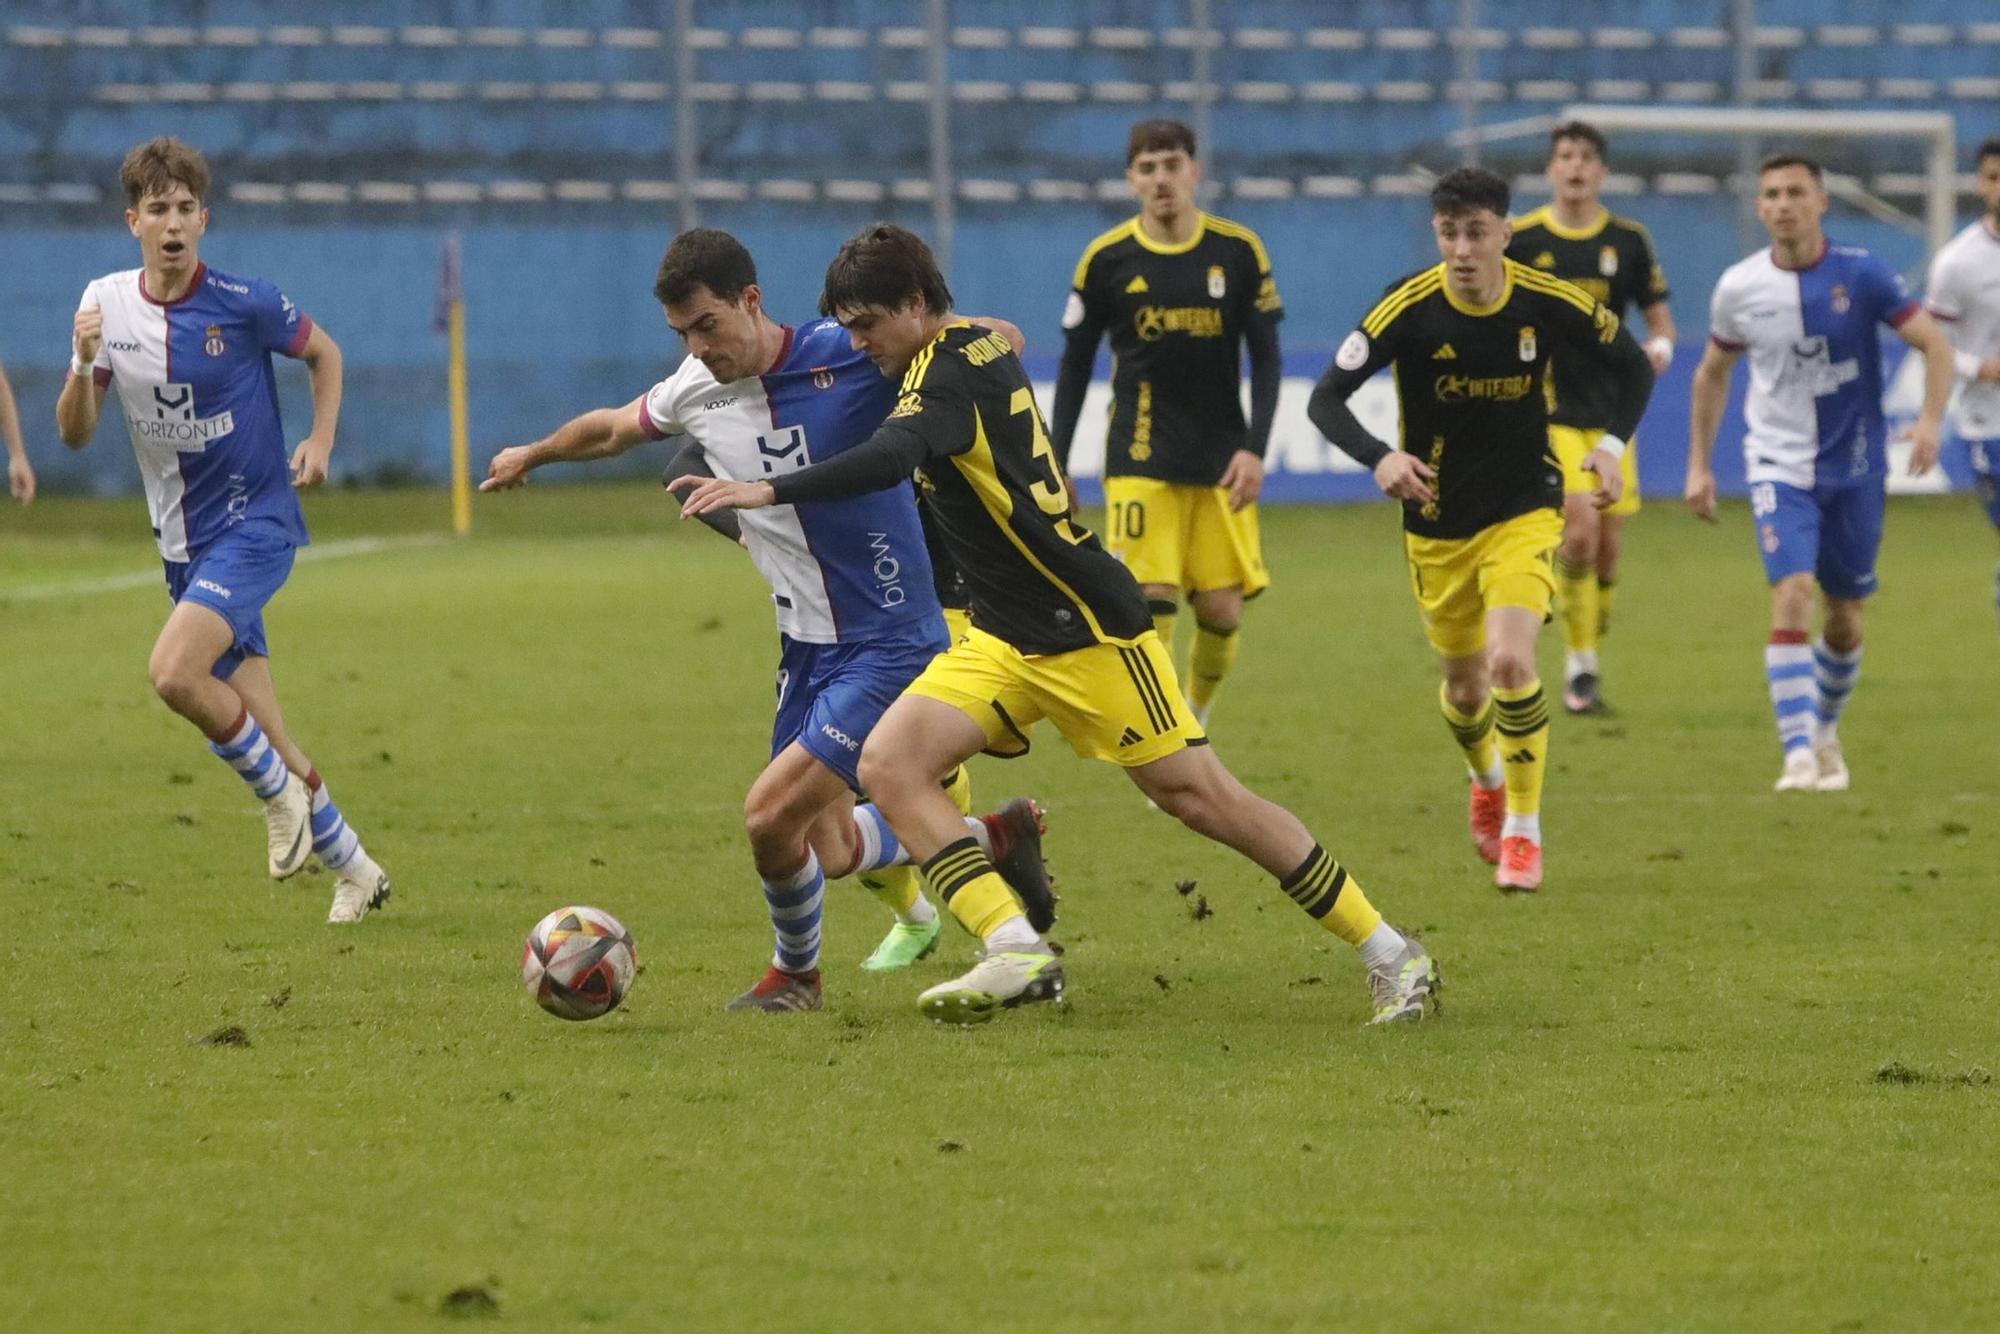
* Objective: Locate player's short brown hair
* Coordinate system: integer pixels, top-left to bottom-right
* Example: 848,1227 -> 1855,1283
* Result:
653,228 -> 758,306
1127,118 -> 1196,164
1430,166 -> 1511,220
819,223 -> 954,319
1976,135 -> 2000,166
1549,120 -> 1609,162
1758,151 -> 1824,183
120,136 -> 210,207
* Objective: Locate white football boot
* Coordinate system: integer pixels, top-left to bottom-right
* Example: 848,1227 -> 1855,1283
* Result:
264,772 -> 312,880
1813,730 -> 1850,792
1774,747 -> 1820,793
327,852 -> 392,924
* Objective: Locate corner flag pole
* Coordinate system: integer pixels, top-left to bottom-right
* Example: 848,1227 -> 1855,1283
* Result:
437,232 -> 472,536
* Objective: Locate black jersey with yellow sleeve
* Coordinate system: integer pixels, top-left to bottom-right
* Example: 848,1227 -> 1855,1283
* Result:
1306,259 -> 1653,539
769,322 -> 1153,655
1054,212 -> 1282,485
1506,207 -> 1670,430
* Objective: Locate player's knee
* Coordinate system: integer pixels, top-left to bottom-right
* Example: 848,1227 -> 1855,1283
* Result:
1487,647 -> 1536,689
856,745 -> 921,809
741,789 -> 805,854
1442,676 -> 1487,716
147,651 -> 200,713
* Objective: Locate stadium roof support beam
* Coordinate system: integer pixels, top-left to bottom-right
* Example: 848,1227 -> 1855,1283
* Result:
1188,0 -> 1214,202
1558,104 -> 1959,257
926,0 -> 955,273
674,0 -> 698,230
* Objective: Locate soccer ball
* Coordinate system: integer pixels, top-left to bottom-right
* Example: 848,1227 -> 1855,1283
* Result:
521,905 -> 637,1021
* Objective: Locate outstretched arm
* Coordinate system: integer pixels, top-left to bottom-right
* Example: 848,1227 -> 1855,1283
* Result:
671,425 -> 934,517
484,393 -> 654,490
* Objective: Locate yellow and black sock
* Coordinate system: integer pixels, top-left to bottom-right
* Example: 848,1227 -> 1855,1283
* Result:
1277,843 -> 1383,946
1148,597 -> 1178,647
1596,578 -> 1617,637
1187,621 -> 1239,720
1556,553 -> 1598,659
1439,683 -> 1501,786
920,836 -> 1021,939
1492,680 -> 1551,821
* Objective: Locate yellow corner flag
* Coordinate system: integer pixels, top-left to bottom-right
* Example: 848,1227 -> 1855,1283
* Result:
436,232 -> 471,536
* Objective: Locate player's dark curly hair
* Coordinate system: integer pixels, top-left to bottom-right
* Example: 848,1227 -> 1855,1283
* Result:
1429,166 -> 1510,220
1549,120 -> 1608,162
818,223 -> 954,318
1127,118 -> 1196,164
653,228 -> 758,306
1977,136 -> 2000,165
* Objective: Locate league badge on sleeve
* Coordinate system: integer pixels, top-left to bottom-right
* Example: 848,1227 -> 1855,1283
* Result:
1335,330 -> 1369,371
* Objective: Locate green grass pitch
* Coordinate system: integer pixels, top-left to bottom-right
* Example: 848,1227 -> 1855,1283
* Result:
2,484 -> 1995,1331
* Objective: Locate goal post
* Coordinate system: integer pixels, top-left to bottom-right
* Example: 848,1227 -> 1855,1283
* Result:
1553,105 -> 1958,258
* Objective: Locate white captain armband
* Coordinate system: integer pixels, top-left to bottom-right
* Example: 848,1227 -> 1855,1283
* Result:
1594,434 -> 1628,462
1643,335 -> 1674,370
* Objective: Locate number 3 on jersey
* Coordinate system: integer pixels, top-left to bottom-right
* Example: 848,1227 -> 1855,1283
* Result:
1012,387 -> 1089,545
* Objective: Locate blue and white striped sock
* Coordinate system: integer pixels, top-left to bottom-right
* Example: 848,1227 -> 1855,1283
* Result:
1765,634 -> 1815,755
764,850 -> 825,975
209,711 -> 290,801
850,804 -> 906,873
306,770 -> 363,871
1812,638 -> 1862,734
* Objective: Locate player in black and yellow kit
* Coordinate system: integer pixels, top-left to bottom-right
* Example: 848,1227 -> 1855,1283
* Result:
1507,122 -> 1678,714
1050,119 -> 1282,732
676,223 -> 1439,1027
1310,169 -> 1654,893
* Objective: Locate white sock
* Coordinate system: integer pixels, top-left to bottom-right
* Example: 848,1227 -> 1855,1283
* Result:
900,895 -> 938,927
1502,812 -> 1542,842
984,915 -> 1039,951
964,815 -> 993,857
1565,648 -> 1599,679
1358,921 -> 1408,972
1470,762 -> 1503,790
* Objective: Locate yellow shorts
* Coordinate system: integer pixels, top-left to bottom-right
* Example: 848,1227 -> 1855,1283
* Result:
904,625 -> 1205,767
1550,424 -> 1640,517
1403,508 -> 1563,659
1102,476 -> 1271,597
941,605 -> 972,643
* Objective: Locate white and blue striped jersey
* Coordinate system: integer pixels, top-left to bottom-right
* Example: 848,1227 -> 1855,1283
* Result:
640,318 -> 942,645
79,263 -> 313,561
1708,241 -> 1918,490
1925,219 -> 2000,441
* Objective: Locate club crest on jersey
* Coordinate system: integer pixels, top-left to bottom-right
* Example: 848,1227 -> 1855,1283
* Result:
1207,265 -> 1226,299
1599,245 -> 1619,277
1830,283 -> 1851,315
1518,326 -> 1537,362
1533,251 -> 1558,269
811,367 -> 834,390
204,325 -> 226,356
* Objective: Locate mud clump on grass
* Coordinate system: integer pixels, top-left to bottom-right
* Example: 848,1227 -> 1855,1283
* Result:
195,1025 -> 250,1048
1874,1061 -> 1992,1088
439,1282 -> 501,1318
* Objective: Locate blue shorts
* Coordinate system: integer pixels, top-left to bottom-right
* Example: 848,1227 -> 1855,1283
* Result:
1749,479 -> 1884,601
1967,438 -> 2000,528
771,622 -> 950,792
163,520 -> 298,681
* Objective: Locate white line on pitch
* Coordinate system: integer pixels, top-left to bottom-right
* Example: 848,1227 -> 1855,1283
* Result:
1,534 -> 449,602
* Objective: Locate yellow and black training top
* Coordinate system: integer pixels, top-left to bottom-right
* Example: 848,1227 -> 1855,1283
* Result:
1506,206 -> 1670,430
769,321 -> 1153,655
1306,259 -> 1654,539
1049,212 -> 1284,484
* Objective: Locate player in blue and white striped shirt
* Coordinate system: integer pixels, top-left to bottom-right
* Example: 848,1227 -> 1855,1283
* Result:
54,138 -> 391,923
1686,152 -> 1957,793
